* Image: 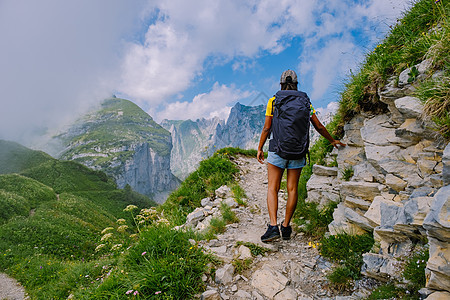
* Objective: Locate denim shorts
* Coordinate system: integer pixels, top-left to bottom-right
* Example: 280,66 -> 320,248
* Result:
267,151 -> 306,169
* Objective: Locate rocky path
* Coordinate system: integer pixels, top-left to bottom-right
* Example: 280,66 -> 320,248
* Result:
198,155 -> 361,300
0,273 -> 27,300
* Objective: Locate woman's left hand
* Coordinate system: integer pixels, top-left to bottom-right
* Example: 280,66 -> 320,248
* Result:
331,140 -> 346,149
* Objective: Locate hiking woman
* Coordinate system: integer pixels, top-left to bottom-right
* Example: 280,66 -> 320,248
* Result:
257,69 -> 345,242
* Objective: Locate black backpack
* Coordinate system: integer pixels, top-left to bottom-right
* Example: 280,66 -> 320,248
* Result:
269,90 -> 311,160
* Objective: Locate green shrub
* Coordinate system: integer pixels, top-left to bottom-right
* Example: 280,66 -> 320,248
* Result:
231,183 -> 247,206
163,152 -> 238,225
403,247 -> 429,294
369,283 -> 406,300
0,190 -> 30,223
293,200 -> 337,238
341,166 -> 354,181
320,233 -> 374,287
220,202 -> 239,224
84,224 -> 212,299
232,258 -> 252,274
320,233 -> 374,262
0,174 -> 56,208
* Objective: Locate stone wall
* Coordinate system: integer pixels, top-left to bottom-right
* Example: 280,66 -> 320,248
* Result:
306,60 -> 449,297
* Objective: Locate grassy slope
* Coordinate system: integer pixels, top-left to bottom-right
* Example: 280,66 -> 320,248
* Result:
0,140 -> 53,174
0,140 -> 157,299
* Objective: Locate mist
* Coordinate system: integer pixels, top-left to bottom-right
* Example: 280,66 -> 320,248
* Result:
0,0 -> 147,149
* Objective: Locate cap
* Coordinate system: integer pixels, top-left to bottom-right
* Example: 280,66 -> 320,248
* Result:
280,69 -> 298,83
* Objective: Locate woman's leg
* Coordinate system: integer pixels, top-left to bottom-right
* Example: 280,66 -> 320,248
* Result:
267,163 -> 284,226
283,168 -> 302,227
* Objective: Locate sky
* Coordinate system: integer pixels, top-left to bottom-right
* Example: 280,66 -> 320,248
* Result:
0,0 -> 414,146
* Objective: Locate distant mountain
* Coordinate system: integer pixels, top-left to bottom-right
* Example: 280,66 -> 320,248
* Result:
52,98 -> 180,203
162,102 -> 336,179
161,103 -> 266,179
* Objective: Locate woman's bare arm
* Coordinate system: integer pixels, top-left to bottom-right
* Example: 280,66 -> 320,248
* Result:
257,116 -> 273,163
310,113 -> 346,148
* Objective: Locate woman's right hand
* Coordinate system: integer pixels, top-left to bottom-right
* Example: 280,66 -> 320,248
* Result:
257,150 -> 265,164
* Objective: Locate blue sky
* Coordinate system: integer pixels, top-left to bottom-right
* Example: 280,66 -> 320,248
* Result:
0,0 -> 413,144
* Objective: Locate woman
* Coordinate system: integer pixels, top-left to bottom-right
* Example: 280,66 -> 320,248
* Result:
257,69 -> 345,242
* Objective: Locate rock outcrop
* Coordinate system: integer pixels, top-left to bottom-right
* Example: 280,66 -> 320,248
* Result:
306,60 -> 449,297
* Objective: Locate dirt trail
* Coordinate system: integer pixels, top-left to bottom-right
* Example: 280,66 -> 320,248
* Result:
0,273 -> 27,300
200,155 -> 346,299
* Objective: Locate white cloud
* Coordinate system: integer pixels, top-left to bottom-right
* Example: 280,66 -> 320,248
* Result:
299,37 -> 362,100
119,0 -> 412,113
156,82 -> 249,122
0,0 -> 147,145
0,0 -> 414,146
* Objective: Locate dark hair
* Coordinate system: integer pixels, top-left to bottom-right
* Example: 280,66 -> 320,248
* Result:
281,82 -> 298,90
281,76 -> 298,90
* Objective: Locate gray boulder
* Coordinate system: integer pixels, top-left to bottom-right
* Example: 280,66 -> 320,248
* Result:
340,181 -> 382,201
423,185 -> 450,242
394,96 -> 424,118
312,164 -> 338,176
361,253 -> 403,281
426,236 -> 450,293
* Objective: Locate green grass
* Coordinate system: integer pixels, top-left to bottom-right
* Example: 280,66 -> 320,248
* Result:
235,241 -> 271,257
416,73 -> 450,139
403,247 -> 429,296
231,183 -> 247,206
319,233 -> 374,288
162,152 -> 239,225
0,174 -> 56,208
341,166 -> 354,181
21,160 -> 115,194
232,258 -> 253,274
73,224 -> 213,299
201,203 -> 239,240
293,200 -> 337,238
0,190 -> 30,224
335,0 -> 449,139
0,140 -> 53,174
216,147 -> 257,157
368,283 -> 407,300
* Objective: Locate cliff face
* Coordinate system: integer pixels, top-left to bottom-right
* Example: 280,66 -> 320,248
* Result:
161,103 -> 266,179
55,98 -> 179,203
306,59 -> 449,296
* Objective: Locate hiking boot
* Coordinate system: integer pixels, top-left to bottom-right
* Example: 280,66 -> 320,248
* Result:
280,224 -> 292,240
261,224 -> 280,243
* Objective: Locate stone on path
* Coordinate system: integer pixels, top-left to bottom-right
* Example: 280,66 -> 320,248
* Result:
215,263 -> 235,285
201,289 -> 221,300
251,265 -> 289,299
274,287 -> 297,300
237,245 -> 252,260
